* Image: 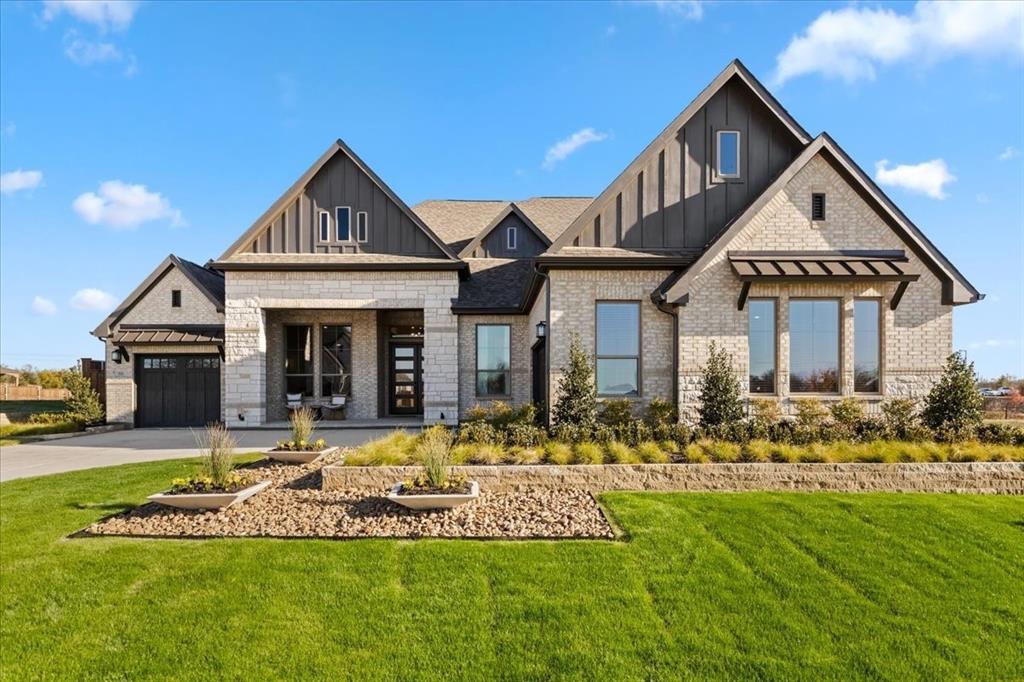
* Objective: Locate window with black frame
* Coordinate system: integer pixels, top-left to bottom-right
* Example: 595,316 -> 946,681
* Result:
748,299 -> 776,393
321,325 -> 352,397
284,325 -> 313,396
596,301 -> 640,396
854,299 -> 881,393
789,300 -> 840,393
476,324 -> 511,397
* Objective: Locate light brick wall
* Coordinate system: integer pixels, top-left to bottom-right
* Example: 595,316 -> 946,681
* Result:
547,269 -> 676,415
457,315 -> 532,418
678,154 -> 952,419
224,270 -> 460,426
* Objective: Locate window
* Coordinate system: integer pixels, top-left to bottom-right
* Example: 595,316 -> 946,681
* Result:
336,206 -> 351,241
356,211 -> 368,243
476,325 -> 511,396
171,289 -> 181,307
812,193 -> 826,221
748,299 -> 776,394
854,299 -> 881,393
284,325 -> 313,396
318,211 -> 330,242
716,130 -> 740,178
789,300 -> 840,393
596,301 -> 640,396
321,325 -> 352,397
507,225 -> 517,250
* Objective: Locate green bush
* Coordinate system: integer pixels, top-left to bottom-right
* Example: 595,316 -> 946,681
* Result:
468,443 -> 506,465
683,443 -> 710,463
612,420 -> 653,446
922,352 -> 983,441
599,398 -> 635,426
697,342 -> 743,428
507,446 -> 543,464
829,398 -> 864,427
551,333 -> 597,433
544,441 -> 574,465
504,422 -> 546,448
347,430 -> 417,465
574,442 -> 605,465
794,399 -> 829,428
635,441 -> 669,464
63,372 -> 104,425
550,423 -> 592,444
27,411 -> 71,425
415,425 -> 456,487
750,398 -> 782,426
606,441 -> 640,464
740,440 -> 772,463
644,398 -> 677,427
457,420 -> 499,445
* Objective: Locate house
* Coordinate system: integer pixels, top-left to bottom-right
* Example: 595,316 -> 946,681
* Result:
92,59 -> 981,429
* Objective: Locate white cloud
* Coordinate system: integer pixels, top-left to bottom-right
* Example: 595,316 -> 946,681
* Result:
70,288 -> 117,311
874,159 -> 956,199
968,339 -> 1017,349
2,122 -> 15,137
31,296 -> 57,316
543,128 -> 609,170
0,169 -> 43,195
773,1 -> 1024,85
72,180 -> 183,229
638,1 -> 704,21
62,30 -> 137,75
605,24 -> 618,37
42,1 -> 140,32
999,146 -> 1020,161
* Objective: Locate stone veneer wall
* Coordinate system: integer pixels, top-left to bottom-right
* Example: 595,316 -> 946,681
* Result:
457,315 -> 532,418
264,309 -> 377,421
678,154 -> 953,420
322,462 -> 1024,494
547,269 -> 676,414
224,270 -> 460,426
104,266 -> 224,426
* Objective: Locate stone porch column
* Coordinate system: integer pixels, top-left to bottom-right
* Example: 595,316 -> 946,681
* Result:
224,300 -> 266,426
422,302 -> 459,425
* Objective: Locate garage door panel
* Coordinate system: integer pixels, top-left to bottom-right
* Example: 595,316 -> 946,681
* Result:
137,355 -> 220,427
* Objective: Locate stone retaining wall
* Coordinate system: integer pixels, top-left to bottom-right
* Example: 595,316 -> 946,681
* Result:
322,462 -> 1024,495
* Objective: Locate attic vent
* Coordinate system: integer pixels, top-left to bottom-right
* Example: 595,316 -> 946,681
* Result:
811,193 -> 826,221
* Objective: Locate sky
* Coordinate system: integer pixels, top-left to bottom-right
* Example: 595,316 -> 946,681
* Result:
1,0 -> 1022,378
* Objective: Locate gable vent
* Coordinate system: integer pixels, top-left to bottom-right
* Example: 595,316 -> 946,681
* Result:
811,193 -> 826,221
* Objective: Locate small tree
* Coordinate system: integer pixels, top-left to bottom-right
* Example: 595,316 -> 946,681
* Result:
63,371 -> 104,425
551,333 -> 596,433
922,351 -> 983,440
697,342 -> 743,428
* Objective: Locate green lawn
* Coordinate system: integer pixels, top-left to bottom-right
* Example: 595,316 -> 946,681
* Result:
1,460 -> 1022,680
0,420 -> 81,446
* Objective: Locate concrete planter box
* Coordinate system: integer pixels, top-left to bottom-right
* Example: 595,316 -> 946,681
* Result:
148,480 -> 272,511
387,481 -> 480,510
265,446 -> 337,464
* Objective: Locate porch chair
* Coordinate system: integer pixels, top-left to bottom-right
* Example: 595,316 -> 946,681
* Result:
320,375 -> 350,421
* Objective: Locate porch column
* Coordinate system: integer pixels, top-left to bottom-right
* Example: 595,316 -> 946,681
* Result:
422,303 -> 459,425
224,299 -> 266,426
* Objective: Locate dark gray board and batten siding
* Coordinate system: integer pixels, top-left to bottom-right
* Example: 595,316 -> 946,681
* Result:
467,213 -> 548,258
250,152 -> 446,257
571,76 -> 803,251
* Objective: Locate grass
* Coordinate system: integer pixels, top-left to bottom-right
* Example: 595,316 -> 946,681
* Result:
1,459 -> 1022,679
0,420 -> 81,446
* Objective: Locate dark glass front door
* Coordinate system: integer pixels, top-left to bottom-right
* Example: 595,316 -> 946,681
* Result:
389,343 -> 423,415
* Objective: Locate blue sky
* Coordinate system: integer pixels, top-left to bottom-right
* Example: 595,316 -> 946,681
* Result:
1,0 -> 1022,377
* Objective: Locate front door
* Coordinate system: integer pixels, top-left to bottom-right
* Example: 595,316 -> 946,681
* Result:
389,343 -> 423,415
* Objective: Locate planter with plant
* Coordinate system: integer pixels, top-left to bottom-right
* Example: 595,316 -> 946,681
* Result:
267,407 -> 336,463
149,424 -> 270,510
387,425 -> 479,511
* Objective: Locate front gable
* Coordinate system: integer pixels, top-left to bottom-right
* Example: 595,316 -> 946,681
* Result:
219,140 -> 457,261
459,203 -> 552,258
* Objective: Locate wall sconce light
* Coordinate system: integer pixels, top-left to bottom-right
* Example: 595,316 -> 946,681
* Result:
111,348 -> 122,364
536,321 -> 547,339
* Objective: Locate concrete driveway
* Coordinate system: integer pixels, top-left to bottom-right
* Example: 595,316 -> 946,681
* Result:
0,428 -> 393,482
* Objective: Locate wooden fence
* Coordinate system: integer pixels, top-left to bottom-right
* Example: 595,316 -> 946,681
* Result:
0,385 -> 71,401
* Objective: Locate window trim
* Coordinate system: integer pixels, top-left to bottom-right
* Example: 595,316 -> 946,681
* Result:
317,210 -> 331,243
335,206 -> 351,242
787,297 -> 843,395
475,323 -> 512,398
356,211 -> 368,243
811,192 -> 827,221
171,289 -> 181,308
507,225 -> 517,251
747,297 -> 778,395
715,129 -> 742,180
853,297 -> 883,395
594,300 -> 642,398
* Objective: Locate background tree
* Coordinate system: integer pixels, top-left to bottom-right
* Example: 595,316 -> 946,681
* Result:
922,351 -> 983,441
63,371 -> 105,425
551,333 -> 596,433
697,342 -> 743,428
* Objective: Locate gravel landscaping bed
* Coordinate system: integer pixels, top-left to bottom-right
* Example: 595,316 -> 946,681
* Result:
84,456 -> 614,540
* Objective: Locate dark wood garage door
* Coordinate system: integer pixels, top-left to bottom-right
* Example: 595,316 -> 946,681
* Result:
136,355 -> 220,427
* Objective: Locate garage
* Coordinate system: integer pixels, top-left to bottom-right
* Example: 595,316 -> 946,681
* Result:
136,355 -> 221,427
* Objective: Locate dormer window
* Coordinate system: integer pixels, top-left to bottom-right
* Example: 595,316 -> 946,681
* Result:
335,207 -> 351,241
171,289 -> 181,307
716,130 -> 741,179
812,193 -> 826,221
507,225 -> 517,250
318,210 -> 330,242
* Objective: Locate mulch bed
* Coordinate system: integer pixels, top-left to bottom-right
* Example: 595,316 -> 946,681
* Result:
84,456 -> 615,540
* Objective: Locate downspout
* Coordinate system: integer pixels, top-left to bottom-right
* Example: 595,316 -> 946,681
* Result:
651,289 -> 680,417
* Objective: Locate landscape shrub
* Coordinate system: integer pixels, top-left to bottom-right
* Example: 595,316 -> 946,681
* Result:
504,422 -> 546,448
348,430 -> 417,465
697,342 -> 744,428
659,439 -> 681,455
550,423 -> 592,444
194,423 -> 237,489
27,411 -> 70,425
63,372 -> 104,425
606,440 -> 640,464
635,441 -> 669,464
793,399 -> 829,428
415,425 -> 455,487
740,440 -> 772,463
976,423 -> 1024,446
922,352 -> 983,441
591,424 -> 614,444
599,398 -> 635,426
644,398 -> 677,427
612,420 -> 653,446
881,398 -> 920,439
468,443 -> 506,465
852,417 -> 887,443
667,423 -> 692,448
682,443 -> 710,463
574,441 -> 605,465
457,420 -> 500,445
287,406 -> 317,446
551,333 -> 597,433
464,404 -> 490,422
750,398 -> 782,427
507,446 -> 543,465
544,441 -> 574,465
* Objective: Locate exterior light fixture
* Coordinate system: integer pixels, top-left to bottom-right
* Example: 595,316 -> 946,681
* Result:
536,321 -> 547,339
111,348 -> 122,364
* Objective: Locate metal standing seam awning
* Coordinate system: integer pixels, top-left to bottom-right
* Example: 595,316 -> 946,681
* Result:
728,250 -> 920,310
110,326 -> 225,360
